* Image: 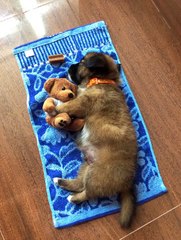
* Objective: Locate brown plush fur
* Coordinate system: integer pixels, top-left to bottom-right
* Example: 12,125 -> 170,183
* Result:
54,53 -> 137,228
44,78 -> 77,102
42,78 -> 84,131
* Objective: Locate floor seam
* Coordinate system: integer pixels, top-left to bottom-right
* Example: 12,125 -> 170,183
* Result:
0,229 -> 6,240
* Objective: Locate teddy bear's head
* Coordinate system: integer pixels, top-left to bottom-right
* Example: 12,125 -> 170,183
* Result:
44,78 -> 78,102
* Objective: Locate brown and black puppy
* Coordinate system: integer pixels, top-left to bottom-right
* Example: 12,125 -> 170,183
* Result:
53,52 -> 137,228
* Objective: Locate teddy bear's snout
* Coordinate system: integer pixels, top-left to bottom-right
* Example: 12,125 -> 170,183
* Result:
68,93 -> 74,99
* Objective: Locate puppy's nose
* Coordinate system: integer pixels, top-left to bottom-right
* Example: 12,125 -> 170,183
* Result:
68,93 -> 74,98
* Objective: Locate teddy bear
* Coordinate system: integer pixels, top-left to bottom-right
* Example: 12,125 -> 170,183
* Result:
42,78 -> 84,132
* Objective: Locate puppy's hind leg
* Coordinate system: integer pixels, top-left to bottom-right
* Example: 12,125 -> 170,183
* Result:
67,190 -> 87,204
53,162 -> 89,192
53,178 -> 84,193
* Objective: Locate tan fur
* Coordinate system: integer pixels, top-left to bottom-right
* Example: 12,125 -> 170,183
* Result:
55,53 -> 137,227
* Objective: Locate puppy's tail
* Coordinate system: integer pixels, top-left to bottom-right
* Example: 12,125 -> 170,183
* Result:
119,190 -> 135,228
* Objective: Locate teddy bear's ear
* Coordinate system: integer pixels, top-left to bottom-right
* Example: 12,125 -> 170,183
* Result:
44,78 -> 56,93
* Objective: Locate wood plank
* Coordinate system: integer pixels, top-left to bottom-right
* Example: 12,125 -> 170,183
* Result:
121,205 -> 181,240
153,0 -> 181,39
0,0 -> 181,239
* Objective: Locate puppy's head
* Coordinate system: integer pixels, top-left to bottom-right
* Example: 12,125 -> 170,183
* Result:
68,52 -> 121,85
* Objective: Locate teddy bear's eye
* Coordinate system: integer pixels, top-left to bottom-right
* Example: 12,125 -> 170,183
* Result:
62,86 -> 66,90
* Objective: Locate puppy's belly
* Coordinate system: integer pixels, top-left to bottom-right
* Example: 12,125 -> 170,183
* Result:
78,124 -> 96,164
80,145 -> 96,164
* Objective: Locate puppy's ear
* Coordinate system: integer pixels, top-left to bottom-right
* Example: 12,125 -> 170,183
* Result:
44,78 -> 56,93
85,54 -> 107,70
68,63 -> 81,85
68,63 -> 79,77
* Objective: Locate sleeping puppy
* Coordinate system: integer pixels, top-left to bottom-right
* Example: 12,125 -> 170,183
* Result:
53,52 -> 137,228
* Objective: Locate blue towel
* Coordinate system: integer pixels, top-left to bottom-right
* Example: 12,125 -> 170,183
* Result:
14,21 -> 167,228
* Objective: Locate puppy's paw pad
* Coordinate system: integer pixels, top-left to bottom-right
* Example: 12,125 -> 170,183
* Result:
53,177 -> 61,185
67,195 -> 73,203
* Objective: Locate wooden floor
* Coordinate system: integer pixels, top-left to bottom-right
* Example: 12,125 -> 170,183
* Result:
0,0 -> 181,239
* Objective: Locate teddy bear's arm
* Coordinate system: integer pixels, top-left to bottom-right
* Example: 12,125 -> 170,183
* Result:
43,97 -> 60,116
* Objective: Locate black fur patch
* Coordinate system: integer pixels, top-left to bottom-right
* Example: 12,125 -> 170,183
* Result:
85,54 -> 107,68
68,63 -> 81,85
